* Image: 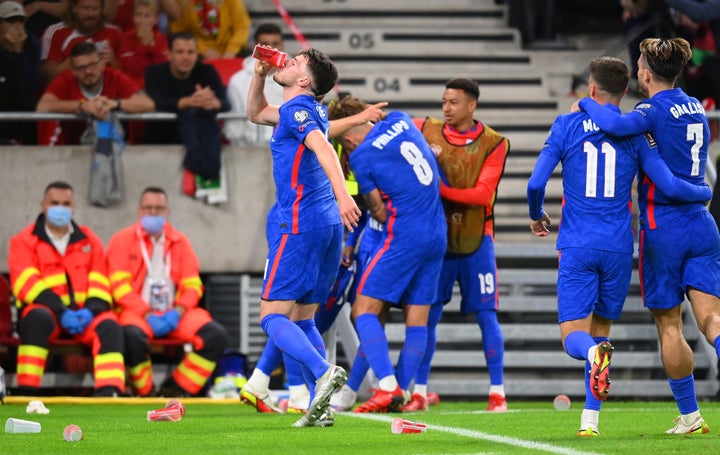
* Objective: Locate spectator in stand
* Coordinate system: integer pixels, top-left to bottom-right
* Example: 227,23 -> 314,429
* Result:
40,0 -> 121,85
8,180 -> 127,397
23,0 -> 67,39
143,32 -> 230,197
117,0 -> 167,88
36,41 -> 154,144
0,1 -> 40,144
169,0 -> 250,59
224,22 -> 284,146
108,186 -> 229,397
104,0 -> 179,33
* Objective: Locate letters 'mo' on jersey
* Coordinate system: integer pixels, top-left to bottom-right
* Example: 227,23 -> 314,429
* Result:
349,111 -> 446,237
269,94 -> 341,234
537,109 -> 655,253
632,89 -> 710,228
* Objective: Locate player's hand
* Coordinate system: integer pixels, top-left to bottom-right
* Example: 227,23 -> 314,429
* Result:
337,194 -> 361,233
360,102 -> 388,123
340,245 -> 355,266
530,212 -> 552,237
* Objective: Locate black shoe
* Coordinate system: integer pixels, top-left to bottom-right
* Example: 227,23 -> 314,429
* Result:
158,377 -> 191,398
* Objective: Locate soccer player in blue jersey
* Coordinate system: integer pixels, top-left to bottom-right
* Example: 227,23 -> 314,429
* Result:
328,97 -> 447,413
577,38 -> 720,435
530,55 -> 713,436
244,46 -> 362,427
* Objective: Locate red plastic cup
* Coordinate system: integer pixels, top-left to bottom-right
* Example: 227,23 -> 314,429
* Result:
252,44 -> 287,68
147,406 -> 182,422
391,418 -> 427,434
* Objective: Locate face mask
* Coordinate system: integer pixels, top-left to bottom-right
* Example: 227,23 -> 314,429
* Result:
46,206 -> 72,227
141,215 -> 166,235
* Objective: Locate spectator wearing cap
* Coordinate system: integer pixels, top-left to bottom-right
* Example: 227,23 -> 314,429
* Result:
0,1 -> 41,144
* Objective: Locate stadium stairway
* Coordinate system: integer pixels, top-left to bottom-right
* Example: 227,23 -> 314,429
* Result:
217,0 -> 718,401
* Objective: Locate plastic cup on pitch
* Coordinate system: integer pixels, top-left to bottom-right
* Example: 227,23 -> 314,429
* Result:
5,418 -> 42,433
391,418 -> 427,434
147,406 -> 182,422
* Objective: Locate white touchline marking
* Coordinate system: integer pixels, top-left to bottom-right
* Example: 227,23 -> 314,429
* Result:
345,413 -> 600,455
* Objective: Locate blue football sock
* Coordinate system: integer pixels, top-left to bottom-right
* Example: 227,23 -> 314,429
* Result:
347,346 -> 369,391
714,335 -> 720,358
668,375 -> 699,415
476,310 -> 504,385
296,319 -> 327,360
260,313 -> 328,380
255,337 -> 283,377
414,303 -> 443,385
283,353 -> 305,388
564,331 -> 596,361
584,359 -> 602,411
396,325 -> 428,390
354,313 -> 394,381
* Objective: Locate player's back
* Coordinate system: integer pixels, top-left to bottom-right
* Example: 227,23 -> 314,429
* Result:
552,111 -> 641,253
350,111 -> 445,236
635,89 -> 710,221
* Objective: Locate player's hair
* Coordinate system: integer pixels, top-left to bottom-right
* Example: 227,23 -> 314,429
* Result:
140,186 -> 167,201
254,23 -> 282,42
445,78 -> 480,101
639,38 -> 692,84
44,180 -> 74,195
588,56 -> 629,97
327,95 -> 366,121
134,0 -> 158,13
69,41 -> 99,58
300,48 -> 338,97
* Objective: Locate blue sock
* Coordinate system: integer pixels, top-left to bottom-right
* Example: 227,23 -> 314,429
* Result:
347,346 -> 369,391
414,303 -> 443,385
396,326 -> 428,390
354,313 -> 394,380
296,319 -> 327,359
714,335 -> 720,358
260,314 -> 328,380
668,374 -> 699,415
255,338 -> 283,376
476,310 -> 504,385
564,331 -> 596,361
283,353 -> 305,387
583,336 -> 610,411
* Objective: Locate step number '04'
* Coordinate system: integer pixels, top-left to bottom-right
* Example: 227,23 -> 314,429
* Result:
583,141 -> 616,198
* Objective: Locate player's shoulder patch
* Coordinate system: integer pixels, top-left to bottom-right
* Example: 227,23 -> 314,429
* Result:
643,132 -> 657,148
315,105 -> 327,119
293,109 -> 309,123
636,103 -> 652,109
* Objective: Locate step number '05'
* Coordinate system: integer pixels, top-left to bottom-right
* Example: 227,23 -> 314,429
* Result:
400,141 -> 433,185
583,141 -> 616,198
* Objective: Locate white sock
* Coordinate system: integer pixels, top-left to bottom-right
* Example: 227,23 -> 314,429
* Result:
246,369 -> 271,392
580,409 -> 600,430
288,385 -> 310,408
587,345 -> 598,364
414,384 -> 427,398
682,410 -> 701,423
378,375 -> 399,391
489,385 -> 505,397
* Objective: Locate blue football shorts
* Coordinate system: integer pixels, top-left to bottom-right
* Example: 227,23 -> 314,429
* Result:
640,209 -> 720,309
557,247 -> 633,323
436,235 -> 498,313
262,223 -> 343,304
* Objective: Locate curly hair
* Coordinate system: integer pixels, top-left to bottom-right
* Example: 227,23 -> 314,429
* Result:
639,38 -> 692,83
327,95 -> 367,121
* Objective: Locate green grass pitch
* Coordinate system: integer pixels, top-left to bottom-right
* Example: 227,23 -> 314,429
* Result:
1,397 -> 719,454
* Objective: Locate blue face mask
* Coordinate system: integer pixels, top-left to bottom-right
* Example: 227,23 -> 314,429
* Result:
46,206 -> 72,227
141,215 -> 166,235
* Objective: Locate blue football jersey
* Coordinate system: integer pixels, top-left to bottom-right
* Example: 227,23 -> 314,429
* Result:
349,111 -> 446,237
269,94 -> 341,233
580,89 -> 710,228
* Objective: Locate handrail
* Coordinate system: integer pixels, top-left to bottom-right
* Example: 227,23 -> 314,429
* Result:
0,112 -> 246,121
